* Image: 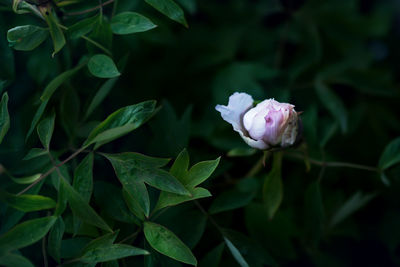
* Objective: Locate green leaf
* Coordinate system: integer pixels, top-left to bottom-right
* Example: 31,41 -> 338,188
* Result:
227,147 -> 257,157
143,222 -> 197,265
67,15 -> 99,39
73,153 -> 94,203
42,8 -> 66,56
330,191 -> 376,228
209,178 -> 258,214
40,62 -> 87,102
145,0 -> 188,27
198,243 -> 225,267
37,112 -> 55,150
304,181 -> 324,247
88,54 -> 120,79
7,25 -> 48,51
156,187 -> 211,211
0,216 -> 56,253
48,217 -> 65,264
379,137 -> 400,170
262,152 -> 283,220
81,232 -> 119,254
111,12 -> 157,34
223,237 -> 249,267
1,192 -> 56,212
0,92 -> 10,144
81,244 -> 149,263
26,99 -> 48,142
183,157 -> 220,187
103,152 -> 189,217
60,178 -> 112,232
0,252 -> 34,267
315,79 -> 348,133
84,100 -> 156,148
9,173 -> 42,185
170,148 -> 189,180
84,78 -> 118,120
122,188 -> 146,221
22,148 -> 47,160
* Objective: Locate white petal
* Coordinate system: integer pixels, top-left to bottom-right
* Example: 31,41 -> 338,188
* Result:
215,92 -> 254,133
239,131 -> 269,150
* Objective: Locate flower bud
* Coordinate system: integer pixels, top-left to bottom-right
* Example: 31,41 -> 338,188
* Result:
215,92 -> 300,150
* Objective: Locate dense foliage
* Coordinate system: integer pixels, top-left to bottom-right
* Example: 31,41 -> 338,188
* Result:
0,0 -> 400,266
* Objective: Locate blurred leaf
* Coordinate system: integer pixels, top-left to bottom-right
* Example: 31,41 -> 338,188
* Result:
22,148 -> 47,160
224,237 -> 249,267
61,237 -> 92,259
37,111 -> 55,150
48,217 -> 65,264
67,14 -> 99,39
0,216 -> 56,253
1,192 -> 56,212
111,12 -> 157,34
26,100 -> 48,141
94,181 -> 141,224
84,100 -> 156,149
263,152 -> 283,219
73,153 -> 94,202
209,178 -> 258,214
88,54 -> 120,78
198,243 -> 225,267
80,244 -> 149,263
143,221 -> 197,265
0,252 -> 34,267
61,177 -> 112,232
60,88 -> 80,138
315,79 -> 348,133
145,0 -> 188,27
329,191 -> 376,228
149,101 -> 191,156
103,152 -> 189,217
304,181 -> 324,247
0,92 -> 10,144
42,8 -> 66,56
379,137 -> 400,170
227,147 -> 257,157
7,25 -> 48,51
81,231 -> 118,254
84,78 -> 118,120
222,229 -> 276,267
9,173 -> 42,185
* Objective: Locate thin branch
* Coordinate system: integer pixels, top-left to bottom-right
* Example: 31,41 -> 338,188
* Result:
80,35 -> 112,56
17,147 -> 84,196
194,200 -> 222,232
63,0 -> 114,16
42,235 -> 48,267
118,228 -> 141,244
286,152 -> 379,172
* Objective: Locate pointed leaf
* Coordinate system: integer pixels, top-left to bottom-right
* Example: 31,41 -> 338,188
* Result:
67,15 -> 99,39
170,148 -> 189,181
84,78 -> 118,120
42,8 -> 66,56
26,99 -> 48,141
81,244 -> 149,263
262,152 -> 283,219
183,157 -> 220,187
145,0 -> 188,27
61,178 -> 112,232
143,222 -> 197,266
223,237 -> 249,267
7,25 -> 48,51
22,148 -> 47,160
37,112 -> 55,150
1,193 -> 56,212
156,187 -> 211,211
111,12 -> 157,35
379,137 -> 400,170
0,216 -> 56,253
0,92 -> 10,144
73,153 -> 94,202
88,54 -> 120,78
48,217 -> 65,263
84,100 -> 156,148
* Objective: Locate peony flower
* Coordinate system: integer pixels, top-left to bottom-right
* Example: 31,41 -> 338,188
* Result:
215,92 -> 300,150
